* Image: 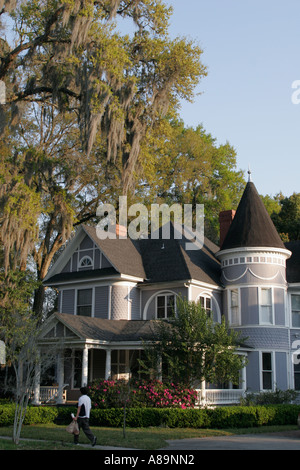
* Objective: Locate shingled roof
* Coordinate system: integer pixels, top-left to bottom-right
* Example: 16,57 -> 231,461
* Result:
45,224 -> 221,287
220,181 -> 286,251
53,312 -> 157,342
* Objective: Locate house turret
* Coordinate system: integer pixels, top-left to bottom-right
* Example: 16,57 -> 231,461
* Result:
216,178 -> 292,392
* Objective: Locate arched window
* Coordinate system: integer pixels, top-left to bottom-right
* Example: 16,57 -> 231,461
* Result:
79,256 -> 93,269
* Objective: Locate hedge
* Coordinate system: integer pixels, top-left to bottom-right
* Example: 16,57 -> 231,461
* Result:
1,403 -> 300,429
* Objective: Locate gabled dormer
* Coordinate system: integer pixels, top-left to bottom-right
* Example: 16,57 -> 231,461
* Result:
44,225 -> 145,320
44,225 -> 146,285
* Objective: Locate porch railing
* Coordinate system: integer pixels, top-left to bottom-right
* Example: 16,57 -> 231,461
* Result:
40,385 -> 68,404
196,389 -> 245,406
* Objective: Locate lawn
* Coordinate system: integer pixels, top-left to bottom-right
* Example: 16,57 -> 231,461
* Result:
0,424 -> 298,450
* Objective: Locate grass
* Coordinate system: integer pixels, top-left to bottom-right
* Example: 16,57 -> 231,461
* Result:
0,424 -> 298,450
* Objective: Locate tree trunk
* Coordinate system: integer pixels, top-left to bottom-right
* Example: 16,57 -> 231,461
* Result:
33,283 -> 45,319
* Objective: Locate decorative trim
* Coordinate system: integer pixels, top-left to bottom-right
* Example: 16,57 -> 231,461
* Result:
222,267 -> 285,283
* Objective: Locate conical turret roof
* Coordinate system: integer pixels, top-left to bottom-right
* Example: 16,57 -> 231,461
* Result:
220,181 -> 286,251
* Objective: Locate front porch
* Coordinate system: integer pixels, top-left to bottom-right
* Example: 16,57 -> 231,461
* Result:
35,313 -> 247,406
37,384 -> 246,406
32,345 -> 246,406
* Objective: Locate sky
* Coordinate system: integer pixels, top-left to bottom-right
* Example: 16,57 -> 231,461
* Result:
164,0 -> 300,197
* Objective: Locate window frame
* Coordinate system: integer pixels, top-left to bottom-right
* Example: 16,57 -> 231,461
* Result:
78,255 -> 93,269
292,294 -> 300,328
261,351 -> 274,391
198,294 -> 212,318
228,288 -> 240,326
259,287 -> 274,325
155,293 -> 176,319
76,288 -> 93,317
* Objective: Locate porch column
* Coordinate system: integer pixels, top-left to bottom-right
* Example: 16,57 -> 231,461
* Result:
241,360 -> 247,391
32,353 -> 41,405
57,351 -> 65,404
81,346 -> 89,386
157,355 -> 162,381
200,379 -> 206,404
105,349 -> 111,380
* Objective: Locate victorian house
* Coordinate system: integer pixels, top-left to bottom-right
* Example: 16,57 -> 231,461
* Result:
34,178 -> 300,405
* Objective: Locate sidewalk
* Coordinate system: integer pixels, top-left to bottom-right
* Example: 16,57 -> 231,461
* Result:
159,430 -> 300,450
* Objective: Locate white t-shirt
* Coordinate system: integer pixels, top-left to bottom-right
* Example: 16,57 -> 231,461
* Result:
78,394 -> 92,418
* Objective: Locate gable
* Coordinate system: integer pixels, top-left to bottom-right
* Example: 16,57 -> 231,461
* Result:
44,225 -> 146,284
61,234 -> 113,273
38,315 -> 82,341
44,226 -> 117,283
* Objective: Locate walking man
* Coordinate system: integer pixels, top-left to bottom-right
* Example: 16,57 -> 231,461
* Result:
74,386 -> 97,447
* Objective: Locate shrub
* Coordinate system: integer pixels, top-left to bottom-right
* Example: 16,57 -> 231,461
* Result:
88,379 -> 197,409
241,389 -> 299,406
1,402 -> 300,429
0,403 -> 60,426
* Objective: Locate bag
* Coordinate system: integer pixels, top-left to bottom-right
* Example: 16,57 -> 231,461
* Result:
66,420 -> 79,435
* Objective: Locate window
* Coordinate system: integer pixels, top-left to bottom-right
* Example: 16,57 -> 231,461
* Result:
294,357 -> 300,390
262,352 -> 273,390
77,289 -> 92,316
64,349 -> 82,389
230,289 -> 239,325
111,350 -> 127,379
79,256 -> 93,269
260,288 -> 273,324
292,295 -> 300,328
156,294 -> 175,319
199,295 -> 212,317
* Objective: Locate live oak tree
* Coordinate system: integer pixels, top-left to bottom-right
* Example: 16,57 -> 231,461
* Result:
0,0 -> 206,193
134,118 -> 245,243
0,0 -> 206,316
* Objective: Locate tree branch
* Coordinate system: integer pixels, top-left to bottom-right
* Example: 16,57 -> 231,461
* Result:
0,5 -> 64,80
10,86 -> 81,104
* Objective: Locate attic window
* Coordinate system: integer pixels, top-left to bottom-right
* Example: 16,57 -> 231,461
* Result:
79,256 -> 93,269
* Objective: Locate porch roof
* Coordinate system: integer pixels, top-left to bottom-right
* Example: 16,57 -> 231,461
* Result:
50,312 -> 157,343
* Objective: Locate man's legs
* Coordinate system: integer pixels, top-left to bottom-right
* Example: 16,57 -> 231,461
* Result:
74,418 -> 96,445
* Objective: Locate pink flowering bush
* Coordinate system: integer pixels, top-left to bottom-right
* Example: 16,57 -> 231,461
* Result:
88,379 -> 197,409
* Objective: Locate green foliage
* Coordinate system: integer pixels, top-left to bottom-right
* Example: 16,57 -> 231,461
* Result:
0,403 -> 60,426
137,118 -> 245,244
142,298 -> 247,386
0,270 -> 40,365
1,403 -> 300,429
271,193 -> 300,241
88,379 -> 197,409
240,389 -> 299,406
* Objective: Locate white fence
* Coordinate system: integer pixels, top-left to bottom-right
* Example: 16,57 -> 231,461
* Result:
196,389 -> 245,406
38,386 -> 244,405
39,385 -> 68,403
